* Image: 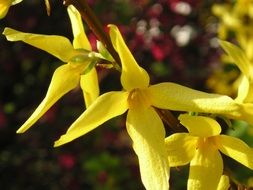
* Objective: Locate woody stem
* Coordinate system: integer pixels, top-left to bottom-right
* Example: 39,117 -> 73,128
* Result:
155,109 -> 186,133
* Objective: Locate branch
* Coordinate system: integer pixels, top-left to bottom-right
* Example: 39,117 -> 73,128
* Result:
156,109 -> 186,133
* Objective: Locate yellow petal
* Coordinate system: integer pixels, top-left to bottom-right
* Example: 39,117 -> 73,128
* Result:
17,64 -> 80,133
235,75 -> 253,103
3,27 -> 76,62
67,5 -> 100,107
0,0 -> 12,19
216,135 -> 253,170
165,133 -> 197,167
219,40 -> 253,78
212,4 -> 228,17
108,24 -> 150,91
218,24 -> 228,40
217,175 -> 230,190
179,114 -> 221,137
188,141 -> 223,190
67,5 -> 91,50
54,91 -> 129,147
148,82 -> 240,116
222,13 -> 241,29
236,75 -> 250,103
244,37 -> 253,61
126,106 -> 169,190
149,82 -> 253,125
240,103 -> 253,126
80,68 -> 99,107
12,0 -> 22,5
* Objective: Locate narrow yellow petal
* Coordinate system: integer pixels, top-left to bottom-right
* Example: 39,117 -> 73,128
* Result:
217,175 -> 230,190
148,82 -> 238,113
236,75 -> 250,103
0,0 -> 12,19
219,40 -> 253,78
148,82 -> 252,122
108,24 -> 150,90
126,107 -> 169,190
67,5 -> 99,107
165,133 -> 197,167
188,141 -> 223,190
54,91 -> 129,147
179,114 -> 221,137
12,0 -> 22,5
212,4 -> 228,17
67,5 -> 92,50
80,68 -> 99,107
3,27 -> 76,62
216,135 -> 253,170
235,74 -> 253,104
17,64 -> 80,133
222,13 -> 241,29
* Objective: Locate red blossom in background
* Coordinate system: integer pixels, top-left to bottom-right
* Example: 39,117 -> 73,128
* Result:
58,154 -> 76,170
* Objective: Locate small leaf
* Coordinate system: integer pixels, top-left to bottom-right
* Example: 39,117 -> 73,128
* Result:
97,41 -> 114,62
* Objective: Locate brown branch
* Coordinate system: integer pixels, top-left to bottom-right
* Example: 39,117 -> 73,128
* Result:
63,0 -> 121,71
155,109 -> 186,133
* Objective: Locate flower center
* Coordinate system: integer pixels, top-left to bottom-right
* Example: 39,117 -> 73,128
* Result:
196,136 -> 217,150
128,88 -> 151,109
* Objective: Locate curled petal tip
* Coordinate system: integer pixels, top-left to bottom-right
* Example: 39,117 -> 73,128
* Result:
16,129 -> 24,134
54,134 -> 72,147
53,139 -> 63,147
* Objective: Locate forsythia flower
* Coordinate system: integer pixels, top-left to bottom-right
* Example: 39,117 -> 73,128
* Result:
219,40 -> 253,103
54,25 -> 253,190
165,114 -> 253,190
0,0 -> 22,19
213,0 -> 253,60
209,1 -> 253,97
2,5 -> 99,133
206,68 -> 240,97
212,1 -> 253,40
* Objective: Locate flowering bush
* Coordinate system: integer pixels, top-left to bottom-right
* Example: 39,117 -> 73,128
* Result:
1,0 -> 253,189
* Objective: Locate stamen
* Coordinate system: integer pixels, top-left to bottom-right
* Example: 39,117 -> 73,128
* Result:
128,88 -> 151,108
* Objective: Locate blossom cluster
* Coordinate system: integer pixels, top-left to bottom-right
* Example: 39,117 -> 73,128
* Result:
1,0 -> 253,189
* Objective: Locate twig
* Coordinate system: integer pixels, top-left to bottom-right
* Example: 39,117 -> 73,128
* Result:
155,109 -> 186,133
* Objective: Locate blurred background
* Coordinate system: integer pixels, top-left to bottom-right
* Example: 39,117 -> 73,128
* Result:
0,0 -> 253,189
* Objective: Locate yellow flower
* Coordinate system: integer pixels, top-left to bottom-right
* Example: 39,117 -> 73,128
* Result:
206,68 -> 239,97
212,1 -> 253,40
219,40 -> 253,103
54,24 -> 253,190
0,0 -> 22,19
3,5 -> 99,133
165,114 -> 253,190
